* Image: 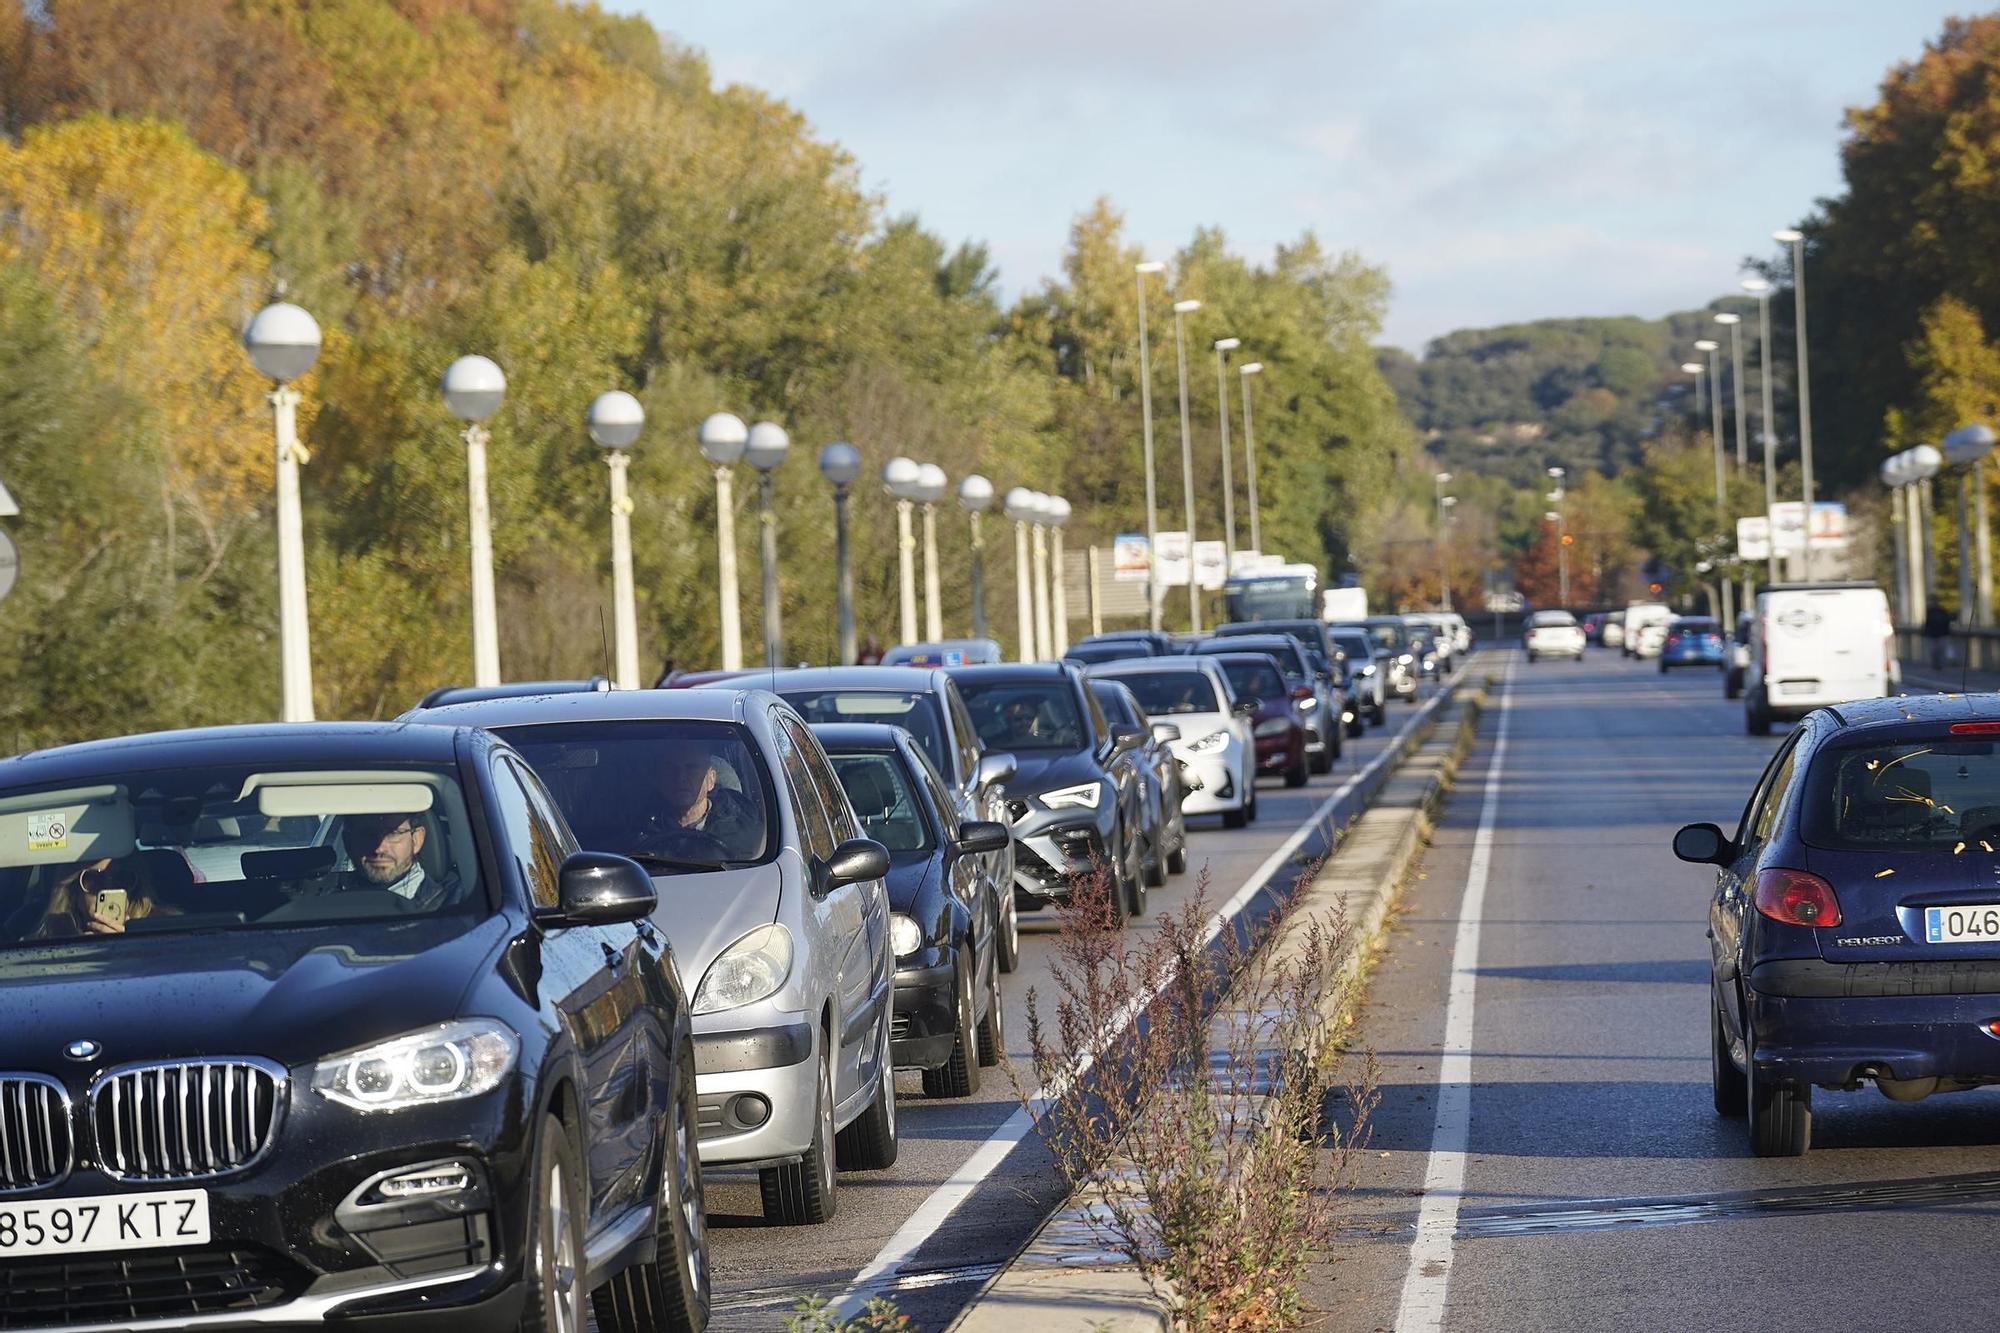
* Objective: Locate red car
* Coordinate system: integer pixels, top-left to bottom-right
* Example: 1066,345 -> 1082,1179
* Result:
1209,652 -> 1310,788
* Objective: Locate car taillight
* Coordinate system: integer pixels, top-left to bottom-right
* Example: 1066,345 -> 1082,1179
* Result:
1951,722 -> 2000,735
1753,867 -> 1842,928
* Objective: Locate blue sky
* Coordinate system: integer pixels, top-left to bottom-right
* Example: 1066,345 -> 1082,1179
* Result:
633,1 -> 1963,353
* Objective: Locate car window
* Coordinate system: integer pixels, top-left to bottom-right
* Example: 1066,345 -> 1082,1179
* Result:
957,680 -> 1088,750
829,753 -> 932,853
0,763 -> 485,945
1801,738 -> 2000,851
1220,660 -> 1287,703
509,757 -> 581,858
909,746 -> 960,838
1090,682 -> 1136,727
497,719 -> 775,871
781,689 -> 949,778
771,718 -> 838,860
492,758 -> 563,909
1112,671 -> 1219,716
787,716 -> 859,843
1742,732 -> 1804,847
1085,685 -> 1112,745
1529,611 -> 1577,627
946,686 -> 982,786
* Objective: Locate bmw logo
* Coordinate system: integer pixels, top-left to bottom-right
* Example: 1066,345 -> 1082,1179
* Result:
63,1040 -> 101,1062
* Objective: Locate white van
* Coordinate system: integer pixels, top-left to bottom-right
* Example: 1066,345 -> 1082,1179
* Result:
1745,582 -> 1895,734
1621,602 -> 1671,657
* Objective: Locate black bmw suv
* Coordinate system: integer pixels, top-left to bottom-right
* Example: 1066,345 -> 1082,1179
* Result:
0,723 -> 706,1331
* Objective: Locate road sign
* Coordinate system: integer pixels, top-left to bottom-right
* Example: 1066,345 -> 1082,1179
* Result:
1155,531 -> 1190,587
1193,540 -> 1228,590
1737,516 -> 1770,561
1112,532 -> 1150,582
0,530 -> 16,604
1767,501 -> 1848,554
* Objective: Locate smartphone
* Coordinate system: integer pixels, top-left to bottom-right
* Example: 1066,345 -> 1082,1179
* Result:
92,888 -> 128,929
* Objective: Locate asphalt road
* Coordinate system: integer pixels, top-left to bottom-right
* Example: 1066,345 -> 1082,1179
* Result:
695,669 -> 1463,1332
1320,646 -> 2000,1333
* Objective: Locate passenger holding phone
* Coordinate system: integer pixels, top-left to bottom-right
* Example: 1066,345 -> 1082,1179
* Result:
32,856 -> 166,938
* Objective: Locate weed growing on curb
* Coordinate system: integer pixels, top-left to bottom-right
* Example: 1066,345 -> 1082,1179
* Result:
1020,862 -> 1378,1332
783,1294 -> 912,1331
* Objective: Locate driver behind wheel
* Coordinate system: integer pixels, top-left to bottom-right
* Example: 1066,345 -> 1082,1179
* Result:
639,750 -> 764,862
337,813 -> 441,905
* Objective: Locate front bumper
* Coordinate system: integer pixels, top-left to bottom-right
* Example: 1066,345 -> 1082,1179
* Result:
1747,961 -> 2000,1086
1009,814 -> 1115,901
1173,742 -> 1248,815
891,957 -> 957,1069
693,1021 -> 820,1166
1253,730 -> 1300,773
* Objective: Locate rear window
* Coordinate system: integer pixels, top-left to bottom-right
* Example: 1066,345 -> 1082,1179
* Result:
1673,619 -> 1719,634
1114,672 -> 1219,716
781,690 -> 947,776
1065,641 -> 1147,665
828,753 -> 932,853
1528,611 -> 1576,628
1801,739 -> 2000,851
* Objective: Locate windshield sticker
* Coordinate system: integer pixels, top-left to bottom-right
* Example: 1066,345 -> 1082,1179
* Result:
26,811 -> 68,852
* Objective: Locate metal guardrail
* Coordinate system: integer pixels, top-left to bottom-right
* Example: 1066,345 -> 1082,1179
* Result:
1896,626 -> 2000,674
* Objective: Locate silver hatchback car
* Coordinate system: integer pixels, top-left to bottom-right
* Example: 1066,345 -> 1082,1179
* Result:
407,689 -> 897,1226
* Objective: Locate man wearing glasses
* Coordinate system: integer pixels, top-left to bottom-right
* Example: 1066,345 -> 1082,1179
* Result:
337,813 -> 440,906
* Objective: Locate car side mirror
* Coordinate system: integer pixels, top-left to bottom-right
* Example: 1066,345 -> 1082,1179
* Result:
1150,721 -> 1181,744
824,837 -> 891,891
1233,698 -> 1259,717
542,851 -> 657,927
1672,823 -> 1732,866
952,820 -> 1011,857
976,752 -> 1018,788
1111,724 -> 1146,753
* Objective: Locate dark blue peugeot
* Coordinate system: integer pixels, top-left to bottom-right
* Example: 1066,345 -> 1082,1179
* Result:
1677,694 -> 2000,1156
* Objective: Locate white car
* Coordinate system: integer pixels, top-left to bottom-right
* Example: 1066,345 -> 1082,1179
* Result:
1523,610 -> 1585,661
1745,582 -> 1895,734
1602,619 -> 1626,649
1632,621 -> 1668,659
1087,658 -> 1258,828
1621,602 -> 1671,657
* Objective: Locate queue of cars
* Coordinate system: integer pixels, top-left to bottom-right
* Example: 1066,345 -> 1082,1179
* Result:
0,607 -> 1457,1329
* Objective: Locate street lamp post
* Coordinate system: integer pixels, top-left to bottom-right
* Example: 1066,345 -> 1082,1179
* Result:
441,355 -> 506,687
1743,278 -> 1780,583
587,391 -> 645,690
243,301 -> 322,722
1695,338 -> 1730,628
916,463 -> 948,642
1213,337 -> 1241,556
1433,471 -> 1453,610
883,457 -> 921,646
745,422 -> 790,668
1548,466 -> 1569,606
1776,229 -> 1818,581
1136,261 -> 1166,631
1172,298 -> 1203,632
1004,486 -> 1037,660
1047,495 -> 1072,656
959,475 -> 994,640
1239,362 -> 1265,553
1714,312 -> 1747,471
818,443 -> 861,664
1029,492 -> 1054,661
1943,424 -> 1998,627
698,413 -> 750,671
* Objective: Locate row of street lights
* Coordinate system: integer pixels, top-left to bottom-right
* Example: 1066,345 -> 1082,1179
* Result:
242,300 -> 1084,713
1133,263 -> 1267,634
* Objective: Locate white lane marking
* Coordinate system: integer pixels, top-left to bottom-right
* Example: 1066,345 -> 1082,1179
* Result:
1393,660 -> 1512,1333
834,672 -> 1470,1316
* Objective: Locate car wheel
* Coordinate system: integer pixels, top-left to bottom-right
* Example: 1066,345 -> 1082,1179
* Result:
591,1052 -> 710,1333
1747,1040 -> 1810,1157
1659,659 -> 1668,674
1746,691 -> 1772,736
1167,836 -> 1188,875
922,948 -> 981,1098
1527,651 -> 1537,664
1284,749 -> 1310,788
1143,831 -> 1167,888
1725,671 -> 1742,701
519,1116 -> 587,1333
836,1015 -> 899,1168
759,1043 -> 838,1224
1245,784 -> 1259,823
1121,823 -> 1146,918
976,952 -> 1004,1068
1371,700 -> 1387,727
1711,998 -> 1747,1119
995,889 -> 1020,974
1345,711 -> 1365,740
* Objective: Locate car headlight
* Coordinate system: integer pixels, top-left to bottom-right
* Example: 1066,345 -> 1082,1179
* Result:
890,912 -> 924,958
694,924 -> 794,1014
1185,729 -> 1229,753
1398,653 -> 1413,665
1297,696 -> 1318,710
1253,717 -> 1292,738
1041,782 -> 1103,810
313,1019 -> 519,1113
1359,664 -> 1376,676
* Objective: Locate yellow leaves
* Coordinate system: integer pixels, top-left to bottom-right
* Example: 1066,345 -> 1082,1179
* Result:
0,116 -> 274,519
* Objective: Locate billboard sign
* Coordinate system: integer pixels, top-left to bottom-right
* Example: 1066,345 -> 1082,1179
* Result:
1737,516 -> 1770,562
1112,532 -> 1150,582
1194,540 -> 1228,590
1155,531 -> 1191,587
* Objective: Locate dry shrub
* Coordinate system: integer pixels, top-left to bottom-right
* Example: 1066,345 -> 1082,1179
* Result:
1021,862 -> 1378,1332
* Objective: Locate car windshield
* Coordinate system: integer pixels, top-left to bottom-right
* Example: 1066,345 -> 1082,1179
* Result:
1115,671 -> 1220,716
1219,660 -> 1287,703
1802,739 -> 2000,852
828,753 -> 932,854
0,764 -> 482,946
1529,611 -> 1576,627
781,690 -> 948,776
1361,623 -> 1405,651
1329,631 -> 1372,661
957,680 -> 1087,751
498,719 -> 775,870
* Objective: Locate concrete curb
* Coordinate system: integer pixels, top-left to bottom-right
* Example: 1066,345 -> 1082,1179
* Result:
947,670 -> 1493,1333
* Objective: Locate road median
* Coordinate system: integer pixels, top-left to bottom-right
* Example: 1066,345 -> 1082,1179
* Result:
950,670 -> 1493,1333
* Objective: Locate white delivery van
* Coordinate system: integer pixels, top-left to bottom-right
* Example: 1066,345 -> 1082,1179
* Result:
1745,582 -> 1895,734
1621,602 -> 1671,657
